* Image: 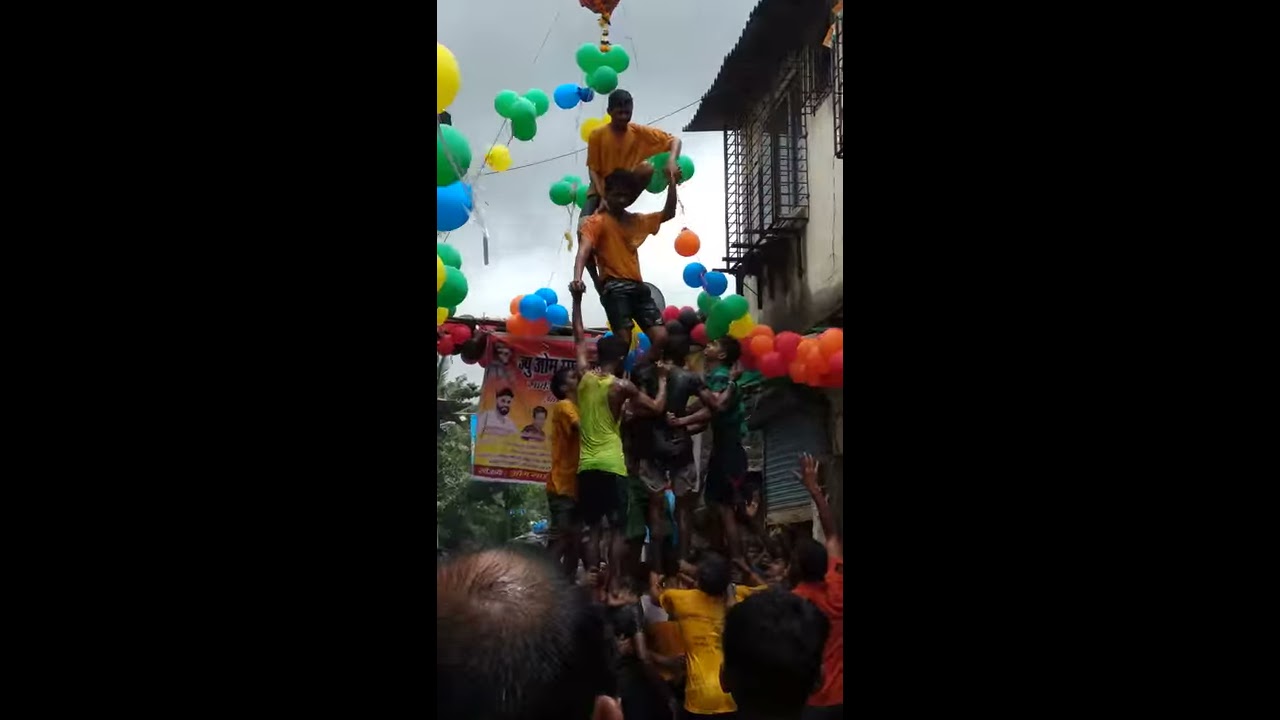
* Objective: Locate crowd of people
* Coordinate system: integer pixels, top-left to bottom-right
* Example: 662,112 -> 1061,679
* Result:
437,87 -> 842,719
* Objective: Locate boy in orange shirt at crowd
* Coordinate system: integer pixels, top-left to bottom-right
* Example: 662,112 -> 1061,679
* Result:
571,168 -> 678,361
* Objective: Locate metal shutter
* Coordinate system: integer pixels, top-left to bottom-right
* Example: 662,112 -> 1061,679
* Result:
764,403 -> 830,519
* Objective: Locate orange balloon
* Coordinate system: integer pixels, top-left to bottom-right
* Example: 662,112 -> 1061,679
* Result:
674,228 -> 700,257
749,334 -> 774,358
797,338 -> 821,364
510,295 -> 524,315
507,315 -> 527,335
788,359 -> 806,383
528,318 -> 550,336
803,360 -> 825,386
818,328 -> 844,357
746,324 -> 775,339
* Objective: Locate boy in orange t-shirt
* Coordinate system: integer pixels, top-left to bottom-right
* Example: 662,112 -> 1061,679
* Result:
571,168 -> 678,361
546,367 -> 582,579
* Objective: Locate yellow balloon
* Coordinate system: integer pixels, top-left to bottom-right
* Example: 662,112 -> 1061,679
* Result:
728,315 -> 755,340
484,144 -> 512,172
437,254 -> 446,292
437,307 -> 448,326
437,43 -> 461,114
579,118 -> 601,143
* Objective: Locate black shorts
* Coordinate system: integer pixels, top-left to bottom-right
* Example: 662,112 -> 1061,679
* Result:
601,278 -> 664,334
578,469 -> 626,526
546,492 -> 579,540
705,443 -> 747,506
803,705 -> 843,720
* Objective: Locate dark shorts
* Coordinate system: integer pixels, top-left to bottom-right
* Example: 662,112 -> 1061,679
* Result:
680,711 -> 735,720
578,469 -> 626,527
638,458 -> 699,497
803,705 -> 843,720
624,475 -> 651,540
705,443 -> 748,506
601,278 -> 664,334
546,492 -> 579,540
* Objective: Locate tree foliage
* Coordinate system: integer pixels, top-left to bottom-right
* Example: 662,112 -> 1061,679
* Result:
436,357 -> 548,551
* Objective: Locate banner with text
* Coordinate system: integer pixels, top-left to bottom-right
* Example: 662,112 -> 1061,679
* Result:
473,333 -> 578,485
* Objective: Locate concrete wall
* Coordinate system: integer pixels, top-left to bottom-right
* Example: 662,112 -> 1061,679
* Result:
746,92 -> 843,332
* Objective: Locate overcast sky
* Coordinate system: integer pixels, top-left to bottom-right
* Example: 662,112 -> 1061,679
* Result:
439,0 -> 759,386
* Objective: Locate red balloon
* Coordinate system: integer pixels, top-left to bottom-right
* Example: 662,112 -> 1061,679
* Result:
437,336 -> 456,355
749,334 -> 774,358
788,359 -> 806,383
759,351 -> 787,378
739,351 -> 758,370
662,305 -> 680,322
447,323 -> 473,344
690,323 -> 708,345
828,350 -> 843,376
775,331 -> 802,361
681,306 -> 695,316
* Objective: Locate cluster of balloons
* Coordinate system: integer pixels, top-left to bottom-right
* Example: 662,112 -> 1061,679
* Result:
602,319 -> 652,372
576,42 -> 630,95
646,152 -> 696,194
505,287 -> 569,337
743,327 -> 844,388
437,181 -> 474,232
683,261 -> 729,296
690,292 -> 752,343
549,175 -> 590,209
495,88 -> 549,142
437,243 -> 469,325
554,83 -> 597,110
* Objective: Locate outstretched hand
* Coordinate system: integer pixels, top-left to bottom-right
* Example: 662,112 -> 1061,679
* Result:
793,452 -> 820,492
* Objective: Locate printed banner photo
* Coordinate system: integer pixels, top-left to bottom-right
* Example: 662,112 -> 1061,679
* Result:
473,332 -> 579,484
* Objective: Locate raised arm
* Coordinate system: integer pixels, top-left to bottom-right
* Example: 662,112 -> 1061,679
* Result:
661,177 -> 678,222
570,285 -> 590,375
572,225 -> 596,291
796,453 -> 841,559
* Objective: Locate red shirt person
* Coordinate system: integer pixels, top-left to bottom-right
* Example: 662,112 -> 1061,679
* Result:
789,453 -> 843,716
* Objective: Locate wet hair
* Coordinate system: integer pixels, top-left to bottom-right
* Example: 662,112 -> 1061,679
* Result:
437,546 -> 617,720
793,537 -> 828,583
695,552 -> 731,597
497,387 -> 515,399
713,337 -> 742,365
722,590 -> 830,715
666,334 -> 691,365
603,169 -> 642,199
607,89 -> 633,111
596,335 -> 630,366
551,368 -> 575,401
532,406 -> 547,418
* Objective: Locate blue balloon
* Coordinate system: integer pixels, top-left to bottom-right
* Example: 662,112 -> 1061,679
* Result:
535,287 -> 559,307
554,83 -> 580,109
624,349 -> 637,372
603,331 -> 613,338
578,86 -> 595,102
436,182 -> 473,232
637,331 -> 651,350
519,294 -> 548,321
683,262 -> 707,288
702,271 -> 729,297
545,303 -> 569,326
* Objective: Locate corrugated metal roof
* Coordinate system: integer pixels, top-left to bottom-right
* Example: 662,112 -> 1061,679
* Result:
685,0 -> 833,132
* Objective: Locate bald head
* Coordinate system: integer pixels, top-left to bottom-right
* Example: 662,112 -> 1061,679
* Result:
437,547 -> 616,720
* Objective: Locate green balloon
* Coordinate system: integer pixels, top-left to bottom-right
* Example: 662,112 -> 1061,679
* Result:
588,66 -> 618,94
561,174 -> 583,186
677,155 -> 695,184
436,242 -> 462,270
494,90 -> 520,118
448,305 -> 457,318
437,125 -> 472,187
696,291 -> 719,314
576,43 -> 606,73
716,293 -> 749,321
511,115 -> 538,142
705,317 -> 730,340
601,45 -> 630,73
549,181 -> 574,206
575,184 -> 589,209
524,88 -> 550,116
438,266 -> 469,307
508,97 -> 536,124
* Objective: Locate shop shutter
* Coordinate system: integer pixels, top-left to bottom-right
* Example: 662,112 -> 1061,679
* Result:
764,403 -> 830,518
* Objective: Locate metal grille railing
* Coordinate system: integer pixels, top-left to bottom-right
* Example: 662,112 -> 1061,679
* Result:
833,13 -> 843,159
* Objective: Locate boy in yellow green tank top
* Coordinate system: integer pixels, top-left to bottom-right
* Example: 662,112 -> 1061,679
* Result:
570,281 -> 669,594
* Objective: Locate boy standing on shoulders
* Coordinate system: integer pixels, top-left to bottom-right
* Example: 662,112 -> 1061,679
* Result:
571,281 -> 670,594
573,168 -> 678,361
